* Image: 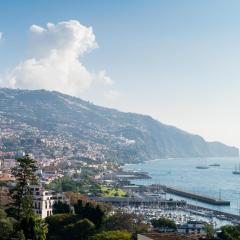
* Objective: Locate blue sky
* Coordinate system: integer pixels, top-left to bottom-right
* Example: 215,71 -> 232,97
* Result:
0,0 -> 239,147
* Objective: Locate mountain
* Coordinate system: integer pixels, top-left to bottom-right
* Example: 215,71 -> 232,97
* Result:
0,88 -> 238,163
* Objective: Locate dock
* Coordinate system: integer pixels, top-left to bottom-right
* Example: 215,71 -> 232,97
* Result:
90,196 -> 186,208
158,185 -> 230,206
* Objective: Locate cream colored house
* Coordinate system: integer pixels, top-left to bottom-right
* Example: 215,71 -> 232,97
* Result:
31,185 -> 68,219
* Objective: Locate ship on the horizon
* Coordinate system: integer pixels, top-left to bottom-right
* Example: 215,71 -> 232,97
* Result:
209,163 -> 221,167
196,165 -> 209,169
232,163 -> 240,175
196,159 -> 209,169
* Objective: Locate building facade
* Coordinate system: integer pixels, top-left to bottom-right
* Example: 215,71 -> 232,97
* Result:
31,185 -> 68,219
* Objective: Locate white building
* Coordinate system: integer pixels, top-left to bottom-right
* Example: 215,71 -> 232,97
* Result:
31,186 -> 69,219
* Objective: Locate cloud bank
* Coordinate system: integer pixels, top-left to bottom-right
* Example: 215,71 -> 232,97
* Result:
0,20 -> 114,96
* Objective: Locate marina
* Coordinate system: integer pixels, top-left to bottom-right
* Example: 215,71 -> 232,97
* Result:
91,182 -> 240,226
120,206 -> 232,228
91,196 -> 236,227
124,157 -> 240,215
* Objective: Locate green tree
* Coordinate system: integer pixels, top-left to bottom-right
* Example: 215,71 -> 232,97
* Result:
74,200 -> 105,228
10,154 -> 38,220
9,155 -> 48,240
63,218 -> 95,240
151,217 -> 177,230
52,201 -> 71,214
0,208 -> 16,240
45,213 -> 79,239
20,215 -> 48,240
13,230 -> 26,240
217,225 -> 240,240
90,230 -> 131,240
0,218 -> 14,240
205,224 -> 214,240
46,214 -> 95,240
103,212 -> 139,234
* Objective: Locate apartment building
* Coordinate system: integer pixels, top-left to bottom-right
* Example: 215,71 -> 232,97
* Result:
31,185 -> 68,219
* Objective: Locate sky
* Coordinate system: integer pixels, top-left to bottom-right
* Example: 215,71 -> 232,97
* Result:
0,0 -> 239,148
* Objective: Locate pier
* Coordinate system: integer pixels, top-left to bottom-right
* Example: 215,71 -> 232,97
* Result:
90,196 -> 186,208
185,203 -> 240,221
150,185 -> 230,206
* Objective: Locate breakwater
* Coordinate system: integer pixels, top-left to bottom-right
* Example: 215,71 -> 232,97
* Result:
150,185 -> 230,206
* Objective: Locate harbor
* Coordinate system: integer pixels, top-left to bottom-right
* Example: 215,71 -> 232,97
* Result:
124,157 -> 240,215
91,192 -> 240,225
94,157 -> 240,231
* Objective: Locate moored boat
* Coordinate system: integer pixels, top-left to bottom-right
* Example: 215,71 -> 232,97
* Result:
232,163 -> 240,175
209,163 -> 221,167
196,166 -> 209,169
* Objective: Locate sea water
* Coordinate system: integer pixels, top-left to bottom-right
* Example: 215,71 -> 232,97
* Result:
123,157 -> 240,215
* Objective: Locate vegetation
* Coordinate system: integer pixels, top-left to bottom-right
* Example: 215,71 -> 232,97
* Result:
0,209 -> 15,240
103,211 -> 138,233
44,203 -> 146,239
19,214 -> 48,240
48,176 -> 101,195
74,200 -> 105,228
103,211 -> 146,240
63,218 -> 95,240
46,200 -> 106,239
151,217 -> 177,230
65,191 -> 112,213
6,155 -> 48,240
100,186 -> 126,197
90,230 -> 131,240
217,225 -> 240,240
10,154 -> 38,220
45,213 -> 78,239
46,213 -> 95,240
52,201 -> 71,214
205,224 -> 214,240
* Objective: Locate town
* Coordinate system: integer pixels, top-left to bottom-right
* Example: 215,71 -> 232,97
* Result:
1,1 -> 240,239
0,148 -> 238,240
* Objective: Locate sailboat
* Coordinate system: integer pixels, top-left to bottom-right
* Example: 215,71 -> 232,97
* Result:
196,159 -> 209,169
232,163 -> 240,175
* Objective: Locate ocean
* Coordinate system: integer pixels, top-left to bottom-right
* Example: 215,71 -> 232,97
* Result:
123,157 -> 240,215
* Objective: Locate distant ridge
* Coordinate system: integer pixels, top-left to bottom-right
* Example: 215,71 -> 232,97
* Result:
0,88 -> 238,163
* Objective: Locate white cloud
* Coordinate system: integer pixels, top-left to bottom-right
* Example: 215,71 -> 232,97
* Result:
0,20 -> 113,96
29,25 -> 45,34
104,89 -> 120,100
96,70 -> 114,85
0,32 -> 3,41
